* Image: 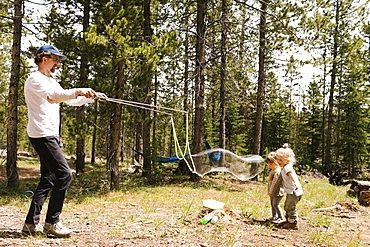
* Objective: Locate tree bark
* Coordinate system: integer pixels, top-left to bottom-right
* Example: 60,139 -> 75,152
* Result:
108,62 -> 124,190
320,48 -> 327,173
176,24 -> 192,176
134,114 -> 142,167
76,0 -> 91,174
219,0 -> 228,166
324,0 -> 339,173
253,0 -> 267,156
192,0 -> 207,181
250,0 -> 267,179
90,101 -> 98,165
141,0 -> 152,178
6,0 -> 22,188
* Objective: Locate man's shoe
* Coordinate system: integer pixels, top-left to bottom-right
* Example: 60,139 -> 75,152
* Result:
282,222 -> 298,230
22,223 -> 44,236
44,222 -> 73,238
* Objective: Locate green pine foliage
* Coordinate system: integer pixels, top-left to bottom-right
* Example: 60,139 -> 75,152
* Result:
0,0 -> 13,150
2,0 -> 370,185
337,36 -> 369,176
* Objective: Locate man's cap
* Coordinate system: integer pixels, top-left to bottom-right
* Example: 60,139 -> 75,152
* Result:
35,45 -> 67,61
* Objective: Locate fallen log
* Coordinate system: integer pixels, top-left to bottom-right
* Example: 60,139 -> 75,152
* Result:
359,191 -> 370,207
313,201 -> 363,212
347,180 -> 370,206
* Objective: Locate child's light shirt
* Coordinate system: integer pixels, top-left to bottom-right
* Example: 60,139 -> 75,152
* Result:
268,167 -> 285,196
281,163 -> 303,196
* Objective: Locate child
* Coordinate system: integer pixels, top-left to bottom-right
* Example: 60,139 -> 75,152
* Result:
265,152 -> 285,223
275,143 -> 303,230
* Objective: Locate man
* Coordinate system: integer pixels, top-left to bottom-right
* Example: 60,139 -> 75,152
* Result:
22,44 -> 106,237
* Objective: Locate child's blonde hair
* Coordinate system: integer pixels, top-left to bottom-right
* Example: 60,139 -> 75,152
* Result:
265,151 -> 278,165
275,143 -> 296,164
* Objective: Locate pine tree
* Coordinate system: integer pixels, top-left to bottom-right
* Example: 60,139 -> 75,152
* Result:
300,0 -> 370,175
7,0 -> 23,188
306,81 -> 323,167
0,0 -> 13,154
337,36 -> 369,176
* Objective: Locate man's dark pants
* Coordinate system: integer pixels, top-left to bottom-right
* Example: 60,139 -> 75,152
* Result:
25,136 -> 72,225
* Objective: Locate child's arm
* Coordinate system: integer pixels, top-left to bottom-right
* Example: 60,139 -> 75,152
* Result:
287,171 -> 299,190
269,173 -> 274,181
268,173 -> 274,197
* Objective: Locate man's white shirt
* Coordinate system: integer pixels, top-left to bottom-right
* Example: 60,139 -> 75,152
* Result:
25,71 -> 93,138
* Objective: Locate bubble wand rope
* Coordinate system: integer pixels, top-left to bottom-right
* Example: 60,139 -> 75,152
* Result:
106,98 -> 188,114
106,98 -> 173,116
184,113 -> 196,172
106,97 -> 195,171
171,114 -> 196,173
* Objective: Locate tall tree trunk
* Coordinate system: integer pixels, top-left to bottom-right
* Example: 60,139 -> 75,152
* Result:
321,47 -> 327,173
253,0 -> 267,156
108,62 -> 124,190
176,24 -> 191,176
152,74 -> 157,156
6,0 -> 22,188
75,108 -> 85,174
134,114 -> 142,165
76,0 -> 91,174
219,0 -> 228,165
249,0 -> 267,180
90,102 -> 98,165
251,0 -> 267,179
108,0 -> 129,189
183,29 -> 189,129
192,0 -> 207,181
324,0 -> 339,173
141,0 -> 152,178
120,111 -> 126,162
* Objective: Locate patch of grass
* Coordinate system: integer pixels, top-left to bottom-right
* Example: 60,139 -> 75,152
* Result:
347,232 -> 365,247
301,175 -> 350,208
306,225 -> 364,247
107,228 -> 124,237
307,229 -> 336,245
0,159 -> 41,205
308,212 -> 331,227
0,181 -> 37,206
1,157 -> 363,246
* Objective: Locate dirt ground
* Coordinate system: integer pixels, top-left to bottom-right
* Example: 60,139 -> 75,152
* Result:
1,165 -> 370,246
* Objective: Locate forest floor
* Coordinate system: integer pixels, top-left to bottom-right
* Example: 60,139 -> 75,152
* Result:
1,158 -> 370,246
